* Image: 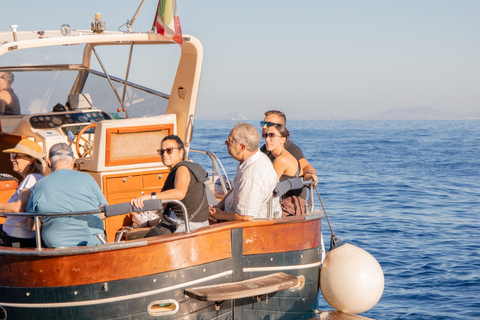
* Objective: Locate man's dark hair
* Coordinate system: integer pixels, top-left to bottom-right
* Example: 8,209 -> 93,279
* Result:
264,110 -> 286,123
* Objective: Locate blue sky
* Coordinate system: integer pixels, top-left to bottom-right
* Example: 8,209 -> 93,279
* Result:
2,0 -> 479,119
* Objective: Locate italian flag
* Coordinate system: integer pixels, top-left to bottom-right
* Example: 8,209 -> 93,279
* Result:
156,0 -> 183,44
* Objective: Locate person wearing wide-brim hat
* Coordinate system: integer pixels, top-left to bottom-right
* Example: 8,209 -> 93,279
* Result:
0,139 -> 46,247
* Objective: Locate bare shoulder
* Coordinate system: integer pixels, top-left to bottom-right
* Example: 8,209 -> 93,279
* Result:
176,165 -> 191,178
0,89 -> 9,99
279,150 -> 297,166
274,153 -> 295,169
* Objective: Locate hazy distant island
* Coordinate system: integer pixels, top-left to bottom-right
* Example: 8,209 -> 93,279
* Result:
367,107 -> 480,120
208,108 -> 480,121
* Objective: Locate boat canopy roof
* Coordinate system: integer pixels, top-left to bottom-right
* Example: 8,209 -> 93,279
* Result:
0,28 -> 203,144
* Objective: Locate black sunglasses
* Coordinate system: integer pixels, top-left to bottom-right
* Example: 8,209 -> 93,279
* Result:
157,147 -> 180,155
10,153 -> 31,160
262,133 -> 280,139
260,121 -> 280,127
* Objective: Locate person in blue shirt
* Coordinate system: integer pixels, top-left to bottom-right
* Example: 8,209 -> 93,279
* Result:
27,143 -> 107,248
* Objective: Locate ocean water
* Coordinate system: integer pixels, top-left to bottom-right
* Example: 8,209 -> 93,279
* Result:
189,120 -> 480,320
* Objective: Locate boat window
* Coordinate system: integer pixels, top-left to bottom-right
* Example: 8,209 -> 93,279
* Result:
147,300 -> 179,316
82,71 -> 169,119
90,44 -> 180,94
0,45 -> 84,66
1,42 -> 180,118
10,71 -> 77,114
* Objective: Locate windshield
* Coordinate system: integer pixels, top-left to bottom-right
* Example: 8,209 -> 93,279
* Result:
1,42 -> 179,118
83,71 -> 169,118
5,70 -> 169,118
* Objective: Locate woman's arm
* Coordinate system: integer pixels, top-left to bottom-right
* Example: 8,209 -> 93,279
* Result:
28,216 -> 41,231
131,166 -> 191,208
0,189 -> 32,213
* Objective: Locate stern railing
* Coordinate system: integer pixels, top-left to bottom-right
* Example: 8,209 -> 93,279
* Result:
1,199 -> 187,251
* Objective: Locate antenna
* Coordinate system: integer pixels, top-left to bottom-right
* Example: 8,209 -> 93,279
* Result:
126,0 -> 147,33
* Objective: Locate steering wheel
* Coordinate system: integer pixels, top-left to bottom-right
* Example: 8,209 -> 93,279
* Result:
75,123 -> 97,158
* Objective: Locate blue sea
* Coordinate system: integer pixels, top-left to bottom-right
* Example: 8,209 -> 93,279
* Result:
189,120 -> 480,320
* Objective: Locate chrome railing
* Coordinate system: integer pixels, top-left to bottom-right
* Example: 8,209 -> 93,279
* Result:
268,178 -> 315,220
1,199 -> 189,251
189,149 -> 232,193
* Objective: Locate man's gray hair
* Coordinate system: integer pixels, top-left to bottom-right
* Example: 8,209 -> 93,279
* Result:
231,122 -> 260,152
50,154 -> 73,166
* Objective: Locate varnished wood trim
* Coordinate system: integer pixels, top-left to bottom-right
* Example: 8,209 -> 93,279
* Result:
0,229 -> 232,288
243,219 -> 322,255
0,133 -> 27,144
102,169 -> 169,242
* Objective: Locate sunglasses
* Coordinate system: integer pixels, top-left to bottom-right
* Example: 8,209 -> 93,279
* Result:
10,153 -> 31,160
260,121 -> 280,127
262,133 -> 280,139
225,138 -> 236,146
157,147 -> 180,155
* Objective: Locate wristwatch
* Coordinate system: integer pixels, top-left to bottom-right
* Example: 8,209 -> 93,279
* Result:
151,192 -> 156,199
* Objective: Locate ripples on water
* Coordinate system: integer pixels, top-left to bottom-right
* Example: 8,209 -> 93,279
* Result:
190,120 -> 480,320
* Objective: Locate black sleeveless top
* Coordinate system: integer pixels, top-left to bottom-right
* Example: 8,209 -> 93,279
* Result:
0,88 -> 21,115
162,161 -> 209,222
280,162 -> 306,199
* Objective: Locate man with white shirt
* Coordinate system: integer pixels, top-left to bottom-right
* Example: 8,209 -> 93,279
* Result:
209,122 -> 281,221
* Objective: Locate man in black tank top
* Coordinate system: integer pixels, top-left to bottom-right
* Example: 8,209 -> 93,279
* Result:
0,72 -> 21,115
260,110 -> 318,186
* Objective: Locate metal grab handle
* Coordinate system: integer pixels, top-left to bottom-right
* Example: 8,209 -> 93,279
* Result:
95,233 -> 107,244
268,179 -> 315,220
163,199 -> 191,233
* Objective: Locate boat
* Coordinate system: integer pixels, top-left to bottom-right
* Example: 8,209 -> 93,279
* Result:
0,3 -> 327,319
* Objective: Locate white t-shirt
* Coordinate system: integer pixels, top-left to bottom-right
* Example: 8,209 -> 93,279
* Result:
3,173 -> 43,238
224,151 -> 281,219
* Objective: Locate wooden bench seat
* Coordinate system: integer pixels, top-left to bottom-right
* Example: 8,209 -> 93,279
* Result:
184,272 -> 298,301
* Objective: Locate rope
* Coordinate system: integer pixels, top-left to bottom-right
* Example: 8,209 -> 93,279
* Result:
314,186 -> 343,251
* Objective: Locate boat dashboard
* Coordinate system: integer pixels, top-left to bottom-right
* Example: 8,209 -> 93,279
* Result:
6,109 -> 114,158
28,110 -> 112,134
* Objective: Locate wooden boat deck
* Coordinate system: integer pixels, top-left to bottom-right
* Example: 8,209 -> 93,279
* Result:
185,272 -> 298,301
312,311 -> 376,320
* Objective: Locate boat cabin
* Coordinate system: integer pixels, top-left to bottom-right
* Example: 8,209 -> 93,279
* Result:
0,28 -> 203,241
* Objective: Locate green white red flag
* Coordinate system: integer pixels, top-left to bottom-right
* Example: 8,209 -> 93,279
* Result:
156,0 -> 183,44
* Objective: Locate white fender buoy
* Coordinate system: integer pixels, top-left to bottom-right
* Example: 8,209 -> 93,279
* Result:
320,243 -> 384,314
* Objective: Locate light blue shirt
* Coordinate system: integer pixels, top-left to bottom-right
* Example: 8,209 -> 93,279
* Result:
27,169 -> 107,248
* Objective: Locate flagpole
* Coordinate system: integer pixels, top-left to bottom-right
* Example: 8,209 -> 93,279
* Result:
151,0 -> 162,32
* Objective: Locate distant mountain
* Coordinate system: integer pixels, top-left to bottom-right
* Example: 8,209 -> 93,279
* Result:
369,107 -> 480,120
204,107 -> 479,121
